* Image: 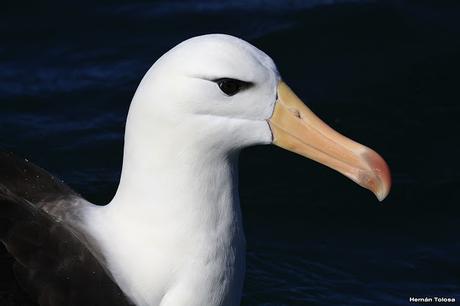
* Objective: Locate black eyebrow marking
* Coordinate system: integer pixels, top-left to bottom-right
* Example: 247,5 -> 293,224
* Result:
189,74 -> 254,86
211,77 -> 254,90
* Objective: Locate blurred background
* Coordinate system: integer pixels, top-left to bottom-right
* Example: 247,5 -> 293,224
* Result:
1,0 -> 459,305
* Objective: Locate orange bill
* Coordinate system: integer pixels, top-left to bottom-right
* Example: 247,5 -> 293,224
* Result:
268,81 -> 391,201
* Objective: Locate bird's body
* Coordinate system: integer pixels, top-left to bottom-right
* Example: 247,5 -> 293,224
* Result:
85,155 -> 246,306
0,34 -> 391,306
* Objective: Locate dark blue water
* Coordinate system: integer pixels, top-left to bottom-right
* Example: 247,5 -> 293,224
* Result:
1,1 -> 459,305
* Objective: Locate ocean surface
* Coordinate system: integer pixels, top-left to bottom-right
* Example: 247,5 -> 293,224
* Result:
1,0 -> 459,305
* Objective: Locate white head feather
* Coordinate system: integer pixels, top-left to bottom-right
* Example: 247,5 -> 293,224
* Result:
86,34 -> 281,306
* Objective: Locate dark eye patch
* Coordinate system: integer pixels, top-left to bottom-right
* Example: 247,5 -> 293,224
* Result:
213,78 -> 253,96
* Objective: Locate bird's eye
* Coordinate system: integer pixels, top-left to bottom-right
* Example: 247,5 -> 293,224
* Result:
215,78 -> 249,96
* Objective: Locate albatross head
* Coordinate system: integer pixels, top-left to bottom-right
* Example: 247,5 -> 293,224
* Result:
126,34 -> 391,201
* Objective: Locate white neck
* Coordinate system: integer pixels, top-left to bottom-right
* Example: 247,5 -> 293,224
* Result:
88,105 -> 247,306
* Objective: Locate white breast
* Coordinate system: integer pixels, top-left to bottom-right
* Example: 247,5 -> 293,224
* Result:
83,154 -> 247,306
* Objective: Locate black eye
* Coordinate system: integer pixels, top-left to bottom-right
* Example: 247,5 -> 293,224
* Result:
215,78 -> 248,96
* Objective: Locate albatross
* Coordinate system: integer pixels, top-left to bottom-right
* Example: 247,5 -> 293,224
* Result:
0,34 -> 391,306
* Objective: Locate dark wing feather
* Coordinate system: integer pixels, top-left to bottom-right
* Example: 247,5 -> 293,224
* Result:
0,151 -> 132,306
